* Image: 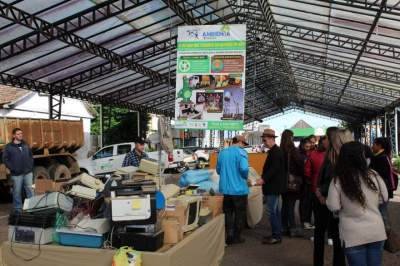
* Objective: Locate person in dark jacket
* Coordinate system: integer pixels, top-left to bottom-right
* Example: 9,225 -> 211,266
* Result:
281,130 -> 305,237
2,128 -> 34,212
259,129 -> 286,245
314,128 -> 352,266
370,137 -> 395,226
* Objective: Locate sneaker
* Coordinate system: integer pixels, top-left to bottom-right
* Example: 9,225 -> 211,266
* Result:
327,238 -> 333,246
262,238 -> 282,245
304,223 -> 315,230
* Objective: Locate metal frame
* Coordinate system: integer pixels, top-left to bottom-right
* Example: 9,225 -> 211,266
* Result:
0,0 -> 399,127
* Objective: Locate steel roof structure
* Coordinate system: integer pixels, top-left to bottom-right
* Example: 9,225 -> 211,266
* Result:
0,0 -> 399,123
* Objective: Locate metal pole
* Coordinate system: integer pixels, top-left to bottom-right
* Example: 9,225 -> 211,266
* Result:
395,108 -> 399,156
99,104 -> 103,148
384,112 -> 388,138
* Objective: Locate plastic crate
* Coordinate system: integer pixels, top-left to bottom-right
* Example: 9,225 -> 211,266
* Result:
56,228 -> 105,248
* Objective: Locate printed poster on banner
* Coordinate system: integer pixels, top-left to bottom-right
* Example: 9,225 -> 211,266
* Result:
174,24 -> 246,131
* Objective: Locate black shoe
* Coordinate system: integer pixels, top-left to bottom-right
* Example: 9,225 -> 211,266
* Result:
232,237 -> 245,244
226,237 -> 235,245
262,238 -> 282,245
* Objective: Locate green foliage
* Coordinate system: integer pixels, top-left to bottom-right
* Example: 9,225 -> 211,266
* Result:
393,156 -> 400,173
90,105 -> 150,145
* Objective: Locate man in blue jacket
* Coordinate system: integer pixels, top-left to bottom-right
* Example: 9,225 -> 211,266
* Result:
2,128 -> 34,212
217,135 -> 249,245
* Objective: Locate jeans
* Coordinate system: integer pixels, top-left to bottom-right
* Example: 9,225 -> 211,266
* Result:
11,172 -> 33,211
266,194 -> 282,240
313,196 -> 346,266
345,241 -> 385,266
282,193 -> 297,231
223,194 -> 247,241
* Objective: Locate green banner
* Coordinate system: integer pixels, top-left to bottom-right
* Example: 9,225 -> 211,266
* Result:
208,121 -> 244,130
177,55 -> 210,73
177,41 -> 246,51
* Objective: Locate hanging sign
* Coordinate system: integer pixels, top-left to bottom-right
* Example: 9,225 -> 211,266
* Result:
174,24 -> 246,130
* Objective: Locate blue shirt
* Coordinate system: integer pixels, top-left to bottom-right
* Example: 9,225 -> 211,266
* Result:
216,146 -> 249,195
122,150 -> 149,167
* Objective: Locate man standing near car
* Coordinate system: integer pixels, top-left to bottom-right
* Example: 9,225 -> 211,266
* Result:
217,135 -> 249,245
258,129 -> 286,245
2,128 -> 34,213
122,138 -> 149,167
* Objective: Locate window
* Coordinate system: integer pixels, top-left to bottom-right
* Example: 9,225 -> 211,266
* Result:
93,146 -> 113,160
117,144 -> 132,155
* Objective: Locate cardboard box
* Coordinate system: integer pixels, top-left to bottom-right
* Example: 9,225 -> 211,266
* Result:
202,195 -> 224,217
162,217 -> 183,244
164,205 -> 187,226
34,179 -> 67,194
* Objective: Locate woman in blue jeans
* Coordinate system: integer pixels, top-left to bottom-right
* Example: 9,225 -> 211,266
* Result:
327,142 -> 388,266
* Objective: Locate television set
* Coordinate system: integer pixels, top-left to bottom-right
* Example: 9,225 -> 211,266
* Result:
166,196 -> 202,232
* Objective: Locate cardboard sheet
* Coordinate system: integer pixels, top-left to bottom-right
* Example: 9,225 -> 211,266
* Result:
1,215 -> 225,266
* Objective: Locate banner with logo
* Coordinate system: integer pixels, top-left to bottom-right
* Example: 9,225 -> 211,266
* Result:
174,24 -> 246,130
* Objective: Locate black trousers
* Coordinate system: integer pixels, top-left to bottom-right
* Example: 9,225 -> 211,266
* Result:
300,183 -> 313,224
313,196 -> 345,266
282,193 -> 297,230
223,194 -> 247,241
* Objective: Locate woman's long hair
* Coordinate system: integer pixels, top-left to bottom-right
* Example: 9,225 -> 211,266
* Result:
281,129 -> 295,156
326,128 -> 354,166
334,141 -> 378,207
317,136 -> 327,152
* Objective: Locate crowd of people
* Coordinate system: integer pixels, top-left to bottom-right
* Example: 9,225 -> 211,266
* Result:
217,127 -> 398,266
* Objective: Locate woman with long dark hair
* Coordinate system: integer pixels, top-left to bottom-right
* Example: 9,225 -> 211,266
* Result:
314,128 -> 352,266
299,137 -> 313,229
327,142 -> 388,266
280,129 -> 304,237
370,137 -> 397,226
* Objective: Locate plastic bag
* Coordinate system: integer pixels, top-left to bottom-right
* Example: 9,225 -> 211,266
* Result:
179,169 -> 211,186
112,246 -> 142,266
197,180 -> 219,193
52,211 -> 69,243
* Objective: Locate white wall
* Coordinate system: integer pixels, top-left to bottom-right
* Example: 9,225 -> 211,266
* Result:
0,92 -> 93,159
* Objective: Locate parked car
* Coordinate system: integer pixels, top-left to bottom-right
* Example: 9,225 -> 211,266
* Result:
78,142 -> 187,176
182,147 -> 216,168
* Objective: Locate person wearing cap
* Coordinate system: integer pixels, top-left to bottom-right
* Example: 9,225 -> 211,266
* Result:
258,128 -> 287,245
216,135 -> 249,245
122,138 -> 149,167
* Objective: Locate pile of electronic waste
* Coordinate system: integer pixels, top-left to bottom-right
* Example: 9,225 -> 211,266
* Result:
8,159 -> 224,254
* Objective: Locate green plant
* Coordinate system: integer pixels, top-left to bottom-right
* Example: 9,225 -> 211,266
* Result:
393,156 -> 400,173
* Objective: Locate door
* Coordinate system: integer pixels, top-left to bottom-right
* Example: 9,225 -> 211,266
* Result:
116,144 -> 134,168
92,146 -> 115,174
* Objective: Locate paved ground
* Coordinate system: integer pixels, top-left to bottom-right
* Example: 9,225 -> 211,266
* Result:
222,198 -> 400,266
0,195 -> 399,265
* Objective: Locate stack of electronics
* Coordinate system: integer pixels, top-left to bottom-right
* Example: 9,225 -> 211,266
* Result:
56,217 -> 110,248
110,179 -> 164,252
8,210 -> 57,245
65,173 -> 105,200
8,192 -> 74,245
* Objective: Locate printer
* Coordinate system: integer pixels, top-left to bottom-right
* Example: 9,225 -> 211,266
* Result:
110,180 -> 164,251
110,180 -> 157,225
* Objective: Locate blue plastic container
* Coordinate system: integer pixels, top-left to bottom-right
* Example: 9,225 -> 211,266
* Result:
56,228 -> 105,248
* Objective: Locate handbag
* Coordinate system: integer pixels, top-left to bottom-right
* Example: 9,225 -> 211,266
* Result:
375,174 -> 400,253
287,153 -> 303,192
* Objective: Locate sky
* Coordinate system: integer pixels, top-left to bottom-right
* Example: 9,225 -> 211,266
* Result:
258,110 -> 342,134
